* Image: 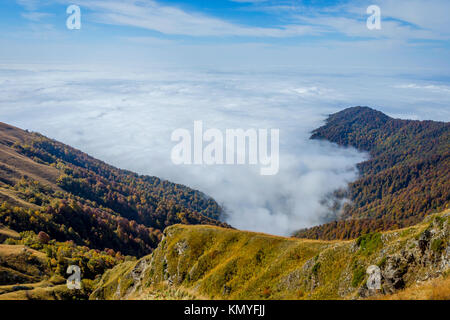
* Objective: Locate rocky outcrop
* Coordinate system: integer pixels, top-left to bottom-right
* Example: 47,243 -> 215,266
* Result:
359,213 -> 449,298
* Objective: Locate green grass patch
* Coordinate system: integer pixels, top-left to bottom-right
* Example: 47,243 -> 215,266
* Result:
356,232 -> 382,255
352,265 -> 366,287
431,239 -> 446,253
312,262 -> 321,276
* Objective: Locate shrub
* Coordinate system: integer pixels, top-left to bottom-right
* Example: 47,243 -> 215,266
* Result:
352,266 -> 366,287
433,216 -> 445,229
312,262 -> 321,276
431,239 -> 445,253
262,287 -> 271,298
377,256 -> 387,268
356,232 -> 382,255
38,231 -> 50,244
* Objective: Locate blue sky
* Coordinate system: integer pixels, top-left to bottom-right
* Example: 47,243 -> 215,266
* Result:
0,0 -> 449,72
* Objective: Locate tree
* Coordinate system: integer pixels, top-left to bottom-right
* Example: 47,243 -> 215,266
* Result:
38,231 -> 50,244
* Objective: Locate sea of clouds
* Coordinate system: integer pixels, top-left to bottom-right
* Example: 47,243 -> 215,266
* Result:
0,64 -> 449,235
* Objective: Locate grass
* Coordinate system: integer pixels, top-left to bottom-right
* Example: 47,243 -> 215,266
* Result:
0,282 -> 92,300
0,242 -> 94,300
0,122 -> 60,187
92,210 -> 449,300
356,232 -> 382,255
0,244 -> 49,285
0,225 -> 20,242
430,239 -> 446,253
373,276 -> 450,300
351,264 -> 366,288
91,225 -> 335,300
312,262 -> 321,275
89,260 -> 137,300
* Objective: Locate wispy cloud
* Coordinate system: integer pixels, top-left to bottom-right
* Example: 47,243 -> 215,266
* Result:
13,0 -> 450,41
229,0 -> 268,3
394,83 -> 450,93
84,0 -> 449,40
76,0 -> 320,37
377,0 -> 450,37
16,0 -> 42,11
21,11 -> 53,22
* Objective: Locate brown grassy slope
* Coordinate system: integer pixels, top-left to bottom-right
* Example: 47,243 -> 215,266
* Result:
0,122 -> 61,208
0,122 -> 60,187
372,276 -> 450,300
0,224 -> 20,242
0,275 -> 92,300
0,244 -> 49,285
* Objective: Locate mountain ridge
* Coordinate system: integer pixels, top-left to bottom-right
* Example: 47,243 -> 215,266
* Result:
295,106 -> 449,240
90,210 -> 449,300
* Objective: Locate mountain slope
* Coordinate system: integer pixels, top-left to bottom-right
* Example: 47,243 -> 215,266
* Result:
0,122 -> 228,257
295,107 -> 449,240
90,210 -> 449,300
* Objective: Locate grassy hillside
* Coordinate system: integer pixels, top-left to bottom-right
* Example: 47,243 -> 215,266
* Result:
296,107 -> 449,240
0,248 -> 90,300
373,276 -> 450,300
0,224 -> 19,243
0,244 -> 48,285
0,230 -> 126,300
91,210 -> 449,300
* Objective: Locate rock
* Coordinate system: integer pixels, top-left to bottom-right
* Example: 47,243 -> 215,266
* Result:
278,269 -> 301,292
418,230 -> 431,254
382,255 -> 407,294
175,240 -> 188,255
222,285 -> 231,296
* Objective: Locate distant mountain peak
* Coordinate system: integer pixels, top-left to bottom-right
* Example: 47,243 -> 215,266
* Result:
317,106 -> 391,133
300,107 -> 449,240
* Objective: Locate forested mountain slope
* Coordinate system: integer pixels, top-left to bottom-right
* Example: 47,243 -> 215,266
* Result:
0,122 -> 228,257
295,107 -> 449,240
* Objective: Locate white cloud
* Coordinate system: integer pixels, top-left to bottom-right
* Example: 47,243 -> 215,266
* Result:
16,0 -> 42,11
378,0 -> 450,37
63,0 -> 320,37
0,64 -> 364,235
289,86 -> 337,97
1,64 -> 448,235
21,11 -> 53,22
394,83 -> 450,93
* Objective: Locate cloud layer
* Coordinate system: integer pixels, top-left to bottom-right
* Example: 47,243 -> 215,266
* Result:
1,64 -> 449,235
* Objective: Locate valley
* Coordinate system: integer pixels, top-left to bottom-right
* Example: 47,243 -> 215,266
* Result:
0,107 -> 448,300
